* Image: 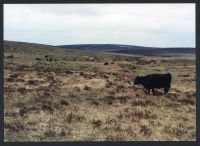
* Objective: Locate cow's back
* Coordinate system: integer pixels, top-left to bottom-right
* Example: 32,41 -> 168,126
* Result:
143,73 -> 171,89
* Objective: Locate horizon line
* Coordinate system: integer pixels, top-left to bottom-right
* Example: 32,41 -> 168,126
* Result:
4,40 -> 195,49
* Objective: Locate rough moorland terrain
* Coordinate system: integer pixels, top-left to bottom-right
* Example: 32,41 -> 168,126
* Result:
4,41 -> 196,141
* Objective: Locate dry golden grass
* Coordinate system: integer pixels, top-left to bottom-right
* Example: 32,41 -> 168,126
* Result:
4,45 -> 196,141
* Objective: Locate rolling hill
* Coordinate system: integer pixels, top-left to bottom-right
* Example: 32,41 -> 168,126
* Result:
4,40 -> 196,141
58,44 -> 195,56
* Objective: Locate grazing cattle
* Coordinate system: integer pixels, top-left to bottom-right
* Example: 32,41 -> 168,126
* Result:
111,61 -> 114,64
46,58 -> 52,61
104,62 -> 109,65
35,58 -> 42,61
134,73 -> 172,95
6,55 -> 14,59
45,55 -> 48,58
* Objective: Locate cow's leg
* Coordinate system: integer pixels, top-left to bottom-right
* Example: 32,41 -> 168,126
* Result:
152,88 -> 156,95
164,87 -> 169,93
144,89 -> 148,94
147,89 -> 151,94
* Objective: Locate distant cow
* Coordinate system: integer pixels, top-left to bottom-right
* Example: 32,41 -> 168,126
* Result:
35,58 -> 42,61
46,58 -> 52,61
111,61 -> 114,64
134,73 -> 172,95
104,62 -> 109,65
6,55 -> 14,59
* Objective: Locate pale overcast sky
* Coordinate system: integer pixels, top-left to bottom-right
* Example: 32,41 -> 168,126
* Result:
4,4 -> 195,47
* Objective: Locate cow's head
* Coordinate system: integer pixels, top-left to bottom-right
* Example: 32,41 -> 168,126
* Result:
134,76 -> 141,85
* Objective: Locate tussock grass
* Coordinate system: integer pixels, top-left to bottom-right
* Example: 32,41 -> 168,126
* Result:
4,42 -> 196,141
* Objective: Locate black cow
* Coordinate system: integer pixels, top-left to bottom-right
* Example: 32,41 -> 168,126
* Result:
134,73 -> 172,95
6,55 -> 14,59
104,62 -> 109,65
35,58 -> 42,61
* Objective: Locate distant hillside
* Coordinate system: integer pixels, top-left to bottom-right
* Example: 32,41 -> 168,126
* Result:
59,44 -> 155,51
4,40 -> 139,61
4,40 -> 66,53
111,47 -> 195,56
58,44 -> 195,56
4,41 -> 195,57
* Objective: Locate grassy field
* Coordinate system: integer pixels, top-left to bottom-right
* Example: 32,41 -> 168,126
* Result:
4,41 -> 196,141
